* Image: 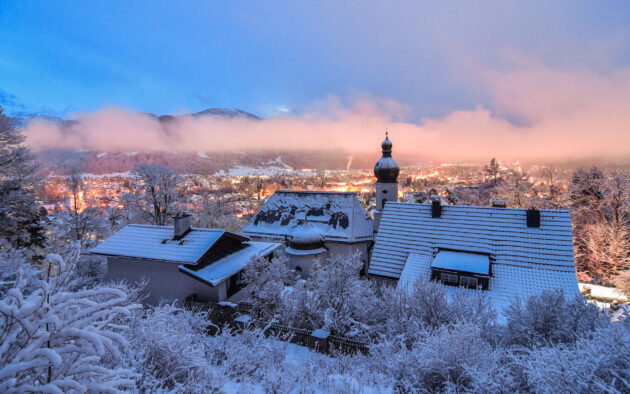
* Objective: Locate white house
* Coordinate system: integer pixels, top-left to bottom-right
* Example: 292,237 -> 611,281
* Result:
368,199 -> 579,312
91,214 -> 280,304
241,190 -> 374,270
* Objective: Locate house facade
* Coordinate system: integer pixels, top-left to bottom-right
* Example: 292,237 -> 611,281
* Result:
91,214 -> 280,305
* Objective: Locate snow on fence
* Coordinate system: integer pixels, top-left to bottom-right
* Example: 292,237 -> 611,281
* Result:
184,300 -> 370,355
266,323 -> 369,355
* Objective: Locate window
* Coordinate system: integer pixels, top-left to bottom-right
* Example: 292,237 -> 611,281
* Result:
382,189 -> 388,194
459,275 -> 479,288
440,272 -> 459,285
431,268 -> 489,290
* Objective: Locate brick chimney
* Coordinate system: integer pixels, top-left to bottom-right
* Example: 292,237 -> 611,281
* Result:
491,199 -> 508,208
173,212 -> 193,240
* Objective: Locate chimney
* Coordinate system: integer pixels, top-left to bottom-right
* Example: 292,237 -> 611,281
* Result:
491,199 -> 508,208
526,208 -> 541,228
173,212 -> 193,240
431,199 -> 442,218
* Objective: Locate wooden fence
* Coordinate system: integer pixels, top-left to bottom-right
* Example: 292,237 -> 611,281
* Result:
185,300 -> 370,355
265,323 -> 370,355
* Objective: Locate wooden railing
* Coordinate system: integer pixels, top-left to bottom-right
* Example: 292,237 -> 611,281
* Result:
185,300 -> 370,355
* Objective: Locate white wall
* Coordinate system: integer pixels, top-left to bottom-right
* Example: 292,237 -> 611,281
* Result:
324,242 -> 370,262
288,253 -> 326,278
105,257 -> 227,305
287,242 -> 370,277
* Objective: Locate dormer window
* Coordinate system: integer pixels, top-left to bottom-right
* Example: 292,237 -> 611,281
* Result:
430,250 -> 491,290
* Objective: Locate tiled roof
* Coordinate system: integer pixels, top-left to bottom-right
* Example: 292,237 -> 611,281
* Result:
91,224 -> 226,264
399,252 -> 579,313
179,241 -> 280,286
369,203 -> 576,279
241,190 -> 373,243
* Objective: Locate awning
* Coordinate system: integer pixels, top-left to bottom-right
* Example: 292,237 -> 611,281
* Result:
430,250 -> 490,275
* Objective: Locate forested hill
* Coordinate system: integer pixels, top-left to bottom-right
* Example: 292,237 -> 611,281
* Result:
34,149 -> 420,176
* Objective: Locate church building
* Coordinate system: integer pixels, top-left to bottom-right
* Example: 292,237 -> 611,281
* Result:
367,134 -> 579,313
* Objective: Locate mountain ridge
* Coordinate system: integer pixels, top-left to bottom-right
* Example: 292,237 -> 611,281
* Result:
12,107 -> 261,128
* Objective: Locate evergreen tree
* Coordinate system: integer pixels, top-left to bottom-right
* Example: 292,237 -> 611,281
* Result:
0,107 -> 45,252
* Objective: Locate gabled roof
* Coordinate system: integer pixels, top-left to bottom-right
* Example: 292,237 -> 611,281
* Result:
179,241 -> 280,286
369,203 -> 576,279
91,224 -> 247,264
241,190 -> 373,243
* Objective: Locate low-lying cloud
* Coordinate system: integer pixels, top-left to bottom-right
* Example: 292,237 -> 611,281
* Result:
23,62 -> 630,162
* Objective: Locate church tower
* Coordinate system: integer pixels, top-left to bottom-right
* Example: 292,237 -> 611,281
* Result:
373,132 -> 399,232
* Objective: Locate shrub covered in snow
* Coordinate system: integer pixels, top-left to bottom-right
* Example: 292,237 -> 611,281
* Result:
123,304 -> 390,392
505,289 -> 605,347
0,250 -> 139,393
1,245 -> 629,393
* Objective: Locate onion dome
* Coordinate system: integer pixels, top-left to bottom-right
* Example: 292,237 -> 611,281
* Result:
374,132 -> 399,183
286,223 -> 327,256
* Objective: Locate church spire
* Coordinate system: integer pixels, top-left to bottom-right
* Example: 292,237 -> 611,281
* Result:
374,131 -> 399,183
373,131 -> 400,233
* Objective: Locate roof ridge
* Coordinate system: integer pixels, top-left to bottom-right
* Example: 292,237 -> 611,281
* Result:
275,190 -> 354,196
388,202 -> 570,214
125,223 -> 224,233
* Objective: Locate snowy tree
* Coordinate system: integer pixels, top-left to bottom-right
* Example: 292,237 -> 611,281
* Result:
505,289 -> 604,347
61,168 -> 107,247
495,168 -> 534,208
577,220 -> 630,283
573,169 -> 630,282
306,251 -> 380,337
508,318 -> 630,393
124,304 -> 211,391
0,248 -> 139,392
569,166 -> 606,224
613,270 -> 630,296
127,163 -> 183,226
484,157 -> 500,187
0,106 -> 45,251
195,198 -> 245,233
540,166 -> 564,209
242,253 -> 294,322
0,240 -> 40,296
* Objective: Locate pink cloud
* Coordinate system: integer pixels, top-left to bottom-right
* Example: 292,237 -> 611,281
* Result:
23,62 -> 630,163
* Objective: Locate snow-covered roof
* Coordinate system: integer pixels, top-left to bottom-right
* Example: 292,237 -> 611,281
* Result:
398,252 -> 579,313
579,283 -> 629,302
91,224 -> 236,264
241,190 -> 373,243
431,250 -> 490,275
179,241 -> 280,286
371,203 -> 579,307
285,246 -> 328,256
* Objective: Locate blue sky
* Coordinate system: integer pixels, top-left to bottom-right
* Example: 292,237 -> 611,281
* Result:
2,1 -> 629,121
